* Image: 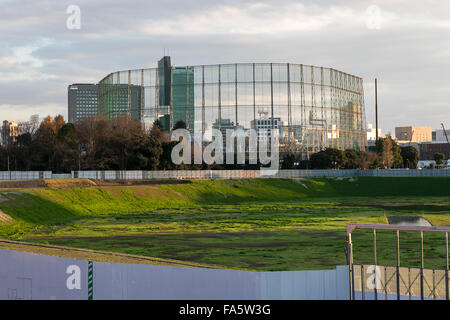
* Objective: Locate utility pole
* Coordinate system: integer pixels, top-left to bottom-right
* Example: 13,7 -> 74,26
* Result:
375,78 -> 379,142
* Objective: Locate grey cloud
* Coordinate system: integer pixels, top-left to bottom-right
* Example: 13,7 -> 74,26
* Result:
0,0 -> 449,133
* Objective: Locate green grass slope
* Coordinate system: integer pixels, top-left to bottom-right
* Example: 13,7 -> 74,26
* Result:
0,177 -> 449,270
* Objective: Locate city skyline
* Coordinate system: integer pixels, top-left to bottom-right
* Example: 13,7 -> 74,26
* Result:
1,0 -> 449,135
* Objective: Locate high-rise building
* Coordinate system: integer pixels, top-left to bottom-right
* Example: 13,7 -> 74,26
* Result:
435,129 -> 450,142
172,67 -> 194,130
158,56 -> 172,108
366,123 -> 383,142
251,117 -> 287,142
68,83 -> 99,123
212,118 -> 237,149
1,120 -> 18,146
395,126 -> 432,143
99,83 -> 142,121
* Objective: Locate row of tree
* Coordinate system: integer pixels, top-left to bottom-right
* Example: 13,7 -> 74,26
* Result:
0,115 -> 441,172
0,115 -> 179,172
282,137 -> 435,170
0,115 -> 263,172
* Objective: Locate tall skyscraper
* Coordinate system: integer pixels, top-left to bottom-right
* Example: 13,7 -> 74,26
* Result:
172,66 -> 194,130
68,83 -> 99,123
158,56 -> 172,108
1,120 -> 18,146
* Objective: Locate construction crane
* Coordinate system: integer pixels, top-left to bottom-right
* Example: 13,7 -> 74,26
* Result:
441,123 -> 450,144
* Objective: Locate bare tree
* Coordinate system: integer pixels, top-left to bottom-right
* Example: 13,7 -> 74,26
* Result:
381,138 -> 394,169
18,120 -> 39,136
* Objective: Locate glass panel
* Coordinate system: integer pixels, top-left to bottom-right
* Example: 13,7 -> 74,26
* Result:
255,82 -> 271,107
220,64 -> 236,83
237,83 -> 253,106
272,63 -> 288,82
237,64 -> 253,83
221,83 -> 235,107
254,64 -> 271,82
238,106 -> 254,130
204,65 -> 219,84
289,64 -> 301,83
273,82 -> 288,106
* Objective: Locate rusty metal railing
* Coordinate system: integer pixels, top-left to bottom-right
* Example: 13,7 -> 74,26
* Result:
346,223 -> 450,300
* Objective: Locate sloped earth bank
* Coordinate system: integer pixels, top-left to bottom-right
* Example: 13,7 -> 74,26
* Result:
0,177 -> 449,270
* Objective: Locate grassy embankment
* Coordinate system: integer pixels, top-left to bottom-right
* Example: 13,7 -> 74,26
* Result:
0,177 -> 449,270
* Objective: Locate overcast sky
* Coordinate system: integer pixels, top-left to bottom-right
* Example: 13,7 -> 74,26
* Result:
1,0 -> 449,134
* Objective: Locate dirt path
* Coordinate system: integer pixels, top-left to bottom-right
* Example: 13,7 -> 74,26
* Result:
0,210 -> 14,224
0,239 -> 219,269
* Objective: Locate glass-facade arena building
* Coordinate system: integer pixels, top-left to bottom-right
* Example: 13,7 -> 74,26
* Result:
99,57 -> 367,159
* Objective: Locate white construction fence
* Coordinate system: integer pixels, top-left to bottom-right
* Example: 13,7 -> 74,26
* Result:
0,169 -> 449,181
0,249 -> 350,300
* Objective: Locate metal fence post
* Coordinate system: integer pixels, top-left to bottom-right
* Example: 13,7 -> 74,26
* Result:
396,229 -> 400,300
446,232 -> 449,300
384,265 -> 387,300
420,231 -> 424,300
347,233 -> 354,300
432,269 -> 436,300
408,267 -> 411,300
373,229 -> 378,300
361,264 -> 365,300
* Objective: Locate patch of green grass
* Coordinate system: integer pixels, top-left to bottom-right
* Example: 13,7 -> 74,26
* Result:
1,177 -> 449,270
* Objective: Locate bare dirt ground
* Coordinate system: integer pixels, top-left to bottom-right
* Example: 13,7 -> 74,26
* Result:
0,210 -> 14,224
0,178 -> 95,189
0,178 -> 191,190
0,239 -> 217,268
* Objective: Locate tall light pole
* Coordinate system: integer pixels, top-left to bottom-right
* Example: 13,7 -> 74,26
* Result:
375,78 -> 378,142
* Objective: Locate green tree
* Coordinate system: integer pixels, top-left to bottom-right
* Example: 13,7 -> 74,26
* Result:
375,137 -> 403,169
310,148 -> 346,169
344,149 -> 360,169
434,152 -> 445,167
0,146 -> 8,170
400,146 -> 419,169
281,153 -> 296,169
358,151 -> 378,169
57,123 -> 78,147
298,160 -> 311,169
11,133 -> 33,170
31,115 -> 64,170
54,123 -> 81,172
160,141 -> 178,170
146,135 -> 163,170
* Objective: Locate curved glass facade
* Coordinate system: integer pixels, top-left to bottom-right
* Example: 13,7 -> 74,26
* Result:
99,62 -> 367,159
